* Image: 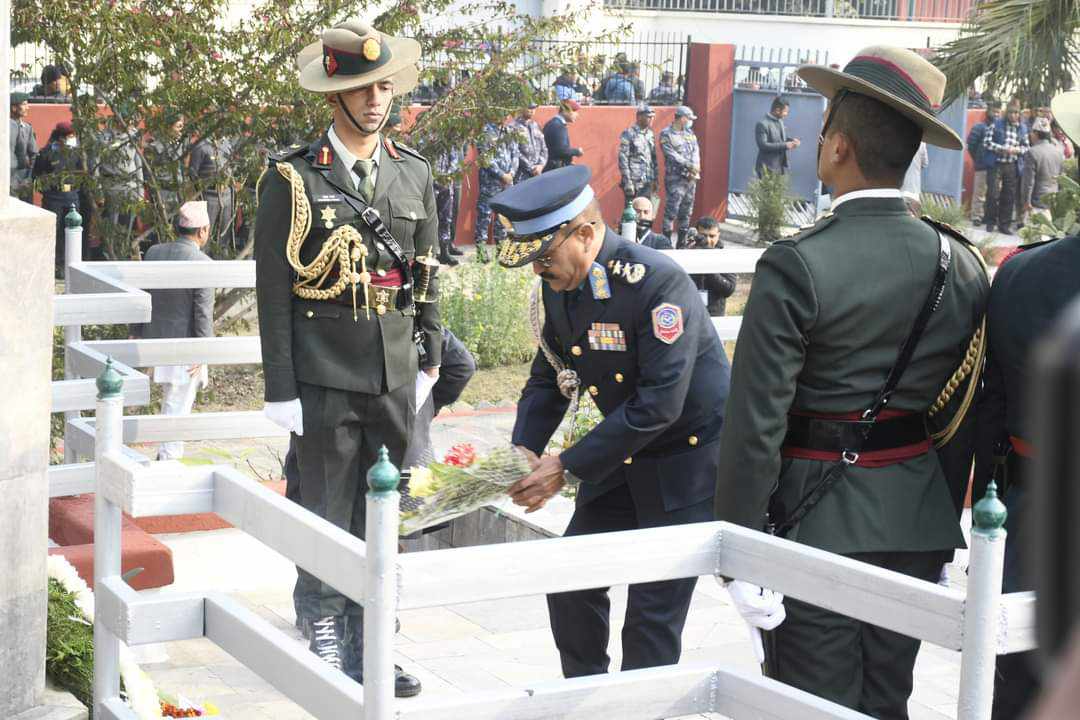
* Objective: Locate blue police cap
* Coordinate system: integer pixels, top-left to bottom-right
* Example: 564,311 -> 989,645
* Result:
490,165 -> 594,268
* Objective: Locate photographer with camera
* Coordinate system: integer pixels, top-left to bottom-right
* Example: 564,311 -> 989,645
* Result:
684,216 -> 736,316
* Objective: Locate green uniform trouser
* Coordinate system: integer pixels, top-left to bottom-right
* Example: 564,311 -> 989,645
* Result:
767,550 -> 948,720
293,380 -> 413,621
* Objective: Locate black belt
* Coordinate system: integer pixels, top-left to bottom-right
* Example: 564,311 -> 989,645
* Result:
784,413 -> 928,454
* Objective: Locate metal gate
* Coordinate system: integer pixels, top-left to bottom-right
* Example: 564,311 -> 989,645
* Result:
727,46 -> 829,224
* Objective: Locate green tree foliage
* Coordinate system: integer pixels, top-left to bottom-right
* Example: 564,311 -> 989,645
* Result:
934,0 -> 1080,106
16,0 -> 628,266
745,168 -> 792,243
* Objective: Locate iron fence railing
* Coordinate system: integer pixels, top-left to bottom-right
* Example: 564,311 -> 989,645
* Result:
604,0 -> 976,22
412,32 -> 692,106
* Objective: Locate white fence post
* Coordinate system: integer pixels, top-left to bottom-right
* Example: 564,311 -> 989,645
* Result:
957,480 -> 1008,720
93,357 -> 124,714
63,207 -> 84,463
363,446 -> 401,719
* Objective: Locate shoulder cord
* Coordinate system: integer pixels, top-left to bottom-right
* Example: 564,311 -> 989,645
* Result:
927,241 -> 990,447
274,161 -> 371,311
530,279 -> 581,436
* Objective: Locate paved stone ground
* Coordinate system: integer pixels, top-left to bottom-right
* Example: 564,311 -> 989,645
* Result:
136,410 -> 970,720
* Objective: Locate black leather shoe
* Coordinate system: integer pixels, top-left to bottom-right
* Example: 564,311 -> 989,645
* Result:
438,253 -> 460,267
448,245 -> 464,256
395,666 -> 423,697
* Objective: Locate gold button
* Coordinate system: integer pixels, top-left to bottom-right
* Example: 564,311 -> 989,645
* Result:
376,305 -> 387,316
688,435 -> 698,447
624,457 -> 633,465
377,269 -> 387,277
614,372 -> 624,383
588,385 -> 598,396
305,310 -> 314,318
571,346 -> 582,356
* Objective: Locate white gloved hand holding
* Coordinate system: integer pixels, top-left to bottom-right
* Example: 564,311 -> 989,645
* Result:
264,399 -> 304,436
720,578 -> 786,664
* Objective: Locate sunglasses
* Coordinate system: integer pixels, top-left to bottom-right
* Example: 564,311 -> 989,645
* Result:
533,220 -> 597,268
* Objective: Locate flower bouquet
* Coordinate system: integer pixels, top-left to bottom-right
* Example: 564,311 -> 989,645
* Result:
399,443 -> 532,535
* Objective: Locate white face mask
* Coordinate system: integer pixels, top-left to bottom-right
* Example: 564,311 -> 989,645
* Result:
64,136 -> 78,147
685,120 -> 693,130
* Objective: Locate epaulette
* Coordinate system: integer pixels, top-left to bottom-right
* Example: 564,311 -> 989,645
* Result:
606,257 -> 648,285
1014,237 -> 1057,252
920,215 -> 976,248
268,143 -> 307,164
778,212 -> 836,245
389,138 -> 430,166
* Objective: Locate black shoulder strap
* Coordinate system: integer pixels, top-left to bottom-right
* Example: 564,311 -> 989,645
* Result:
772,227 -> 952,537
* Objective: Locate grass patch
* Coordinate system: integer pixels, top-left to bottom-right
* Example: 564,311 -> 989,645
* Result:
46,578 -> 94,710
457,363 -> 531,406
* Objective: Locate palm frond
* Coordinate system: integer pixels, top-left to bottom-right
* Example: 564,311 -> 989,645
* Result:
934,0 -> 1080,105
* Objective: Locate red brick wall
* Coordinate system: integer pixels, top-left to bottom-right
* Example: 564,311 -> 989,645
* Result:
686,43 -> 736,225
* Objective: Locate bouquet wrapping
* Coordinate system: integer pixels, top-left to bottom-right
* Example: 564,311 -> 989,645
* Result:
400,444 -> 531,535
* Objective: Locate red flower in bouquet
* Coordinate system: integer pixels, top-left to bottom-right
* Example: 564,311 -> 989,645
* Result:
443,443 -> 477,467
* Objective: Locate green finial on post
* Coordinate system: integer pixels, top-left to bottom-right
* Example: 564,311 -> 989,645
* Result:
367,445 -> 400,494
972,479 -> 1008,538
96,357 -> 123,399
64,206 -> 83,229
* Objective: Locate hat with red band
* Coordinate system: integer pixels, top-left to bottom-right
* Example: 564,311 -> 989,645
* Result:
296,19 -> 420,96
797,46 -> 962,150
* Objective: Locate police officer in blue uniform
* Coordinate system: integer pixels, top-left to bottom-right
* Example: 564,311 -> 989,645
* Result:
492,165 -> 732,677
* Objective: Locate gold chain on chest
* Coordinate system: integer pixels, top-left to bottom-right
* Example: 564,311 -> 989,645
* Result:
275,161 -> 372,319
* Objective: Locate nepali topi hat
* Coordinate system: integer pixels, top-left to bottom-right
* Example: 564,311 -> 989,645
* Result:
1051,92 -> 1080,147
797,46 -> 962,150
491,165 -> 595,268
178,201 -> 210,229
297,19 -> 420,96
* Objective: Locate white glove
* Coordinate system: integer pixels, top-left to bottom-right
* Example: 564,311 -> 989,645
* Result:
415,370 -> 438,414
264,399 -> 303,436
721,578 -> 786,664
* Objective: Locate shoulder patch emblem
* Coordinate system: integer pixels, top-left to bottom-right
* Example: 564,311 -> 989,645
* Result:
651,303 -> 684,344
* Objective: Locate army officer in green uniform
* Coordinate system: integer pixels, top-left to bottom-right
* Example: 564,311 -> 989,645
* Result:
255,19 -> 439,697
714,47 -> 989,718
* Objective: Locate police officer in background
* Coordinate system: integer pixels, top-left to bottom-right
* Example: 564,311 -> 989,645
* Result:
188,134 -> 236,253
255,18 -> 441,697
660,105 -> 700,245
974,91 -> 1080,720
492,165 -> 731,679
474,115 -> 519,262
714,47 -> 989,717
34,121 -> 94,273
512,103 -> 548,185
619,103 -> 657,207
10,92 -> 38,202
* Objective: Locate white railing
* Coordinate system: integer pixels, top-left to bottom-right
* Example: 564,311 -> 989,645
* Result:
55,225 -> 1033,720
85,370 -> 1032,720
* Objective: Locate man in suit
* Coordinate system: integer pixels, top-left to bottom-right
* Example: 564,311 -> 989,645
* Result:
754,96 -> 799,178
543,99 -> 583,172
9,92 -> 38,202
715,47 -> 989,717
630,196 -> 671,249
491,165 -> 732,679
975,91 -> 1080,720
255,18 -> 440,697
131,201 -> 215,460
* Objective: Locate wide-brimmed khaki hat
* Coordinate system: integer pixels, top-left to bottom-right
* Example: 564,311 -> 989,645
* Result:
297,19 -> 420,96
1051,92 -> 1080,146
798,46 -> 962,150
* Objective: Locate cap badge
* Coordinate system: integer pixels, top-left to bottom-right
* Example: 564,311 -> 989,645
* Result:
324,49 -> 339,77
321,206 -> 337,230
362,37 -> 381,61
651,303 -> 684,344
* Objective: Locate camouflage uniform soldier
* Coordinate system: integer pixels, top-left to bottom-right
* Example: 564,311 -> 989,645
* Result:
512,104 -> 548,184
619,103 -> 657,206
434,144 -> 463,265
660,105 -> 700,243
474,119 -> 519,262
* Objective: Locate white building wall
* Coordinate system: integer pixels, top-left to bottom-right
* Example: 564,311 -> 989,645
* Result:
598,10 -> 965,63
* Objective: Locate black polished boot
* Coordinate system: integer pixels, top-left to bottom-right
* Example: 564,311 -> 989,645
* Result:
343,617 -> 423,697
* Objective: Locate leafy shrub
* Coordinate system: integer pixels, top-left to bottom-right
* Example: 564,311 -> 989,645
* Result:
920,195 -> 969,228
439,262 -> 536,369
1021,173 -> 1080,242
746,169 -> 792,244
